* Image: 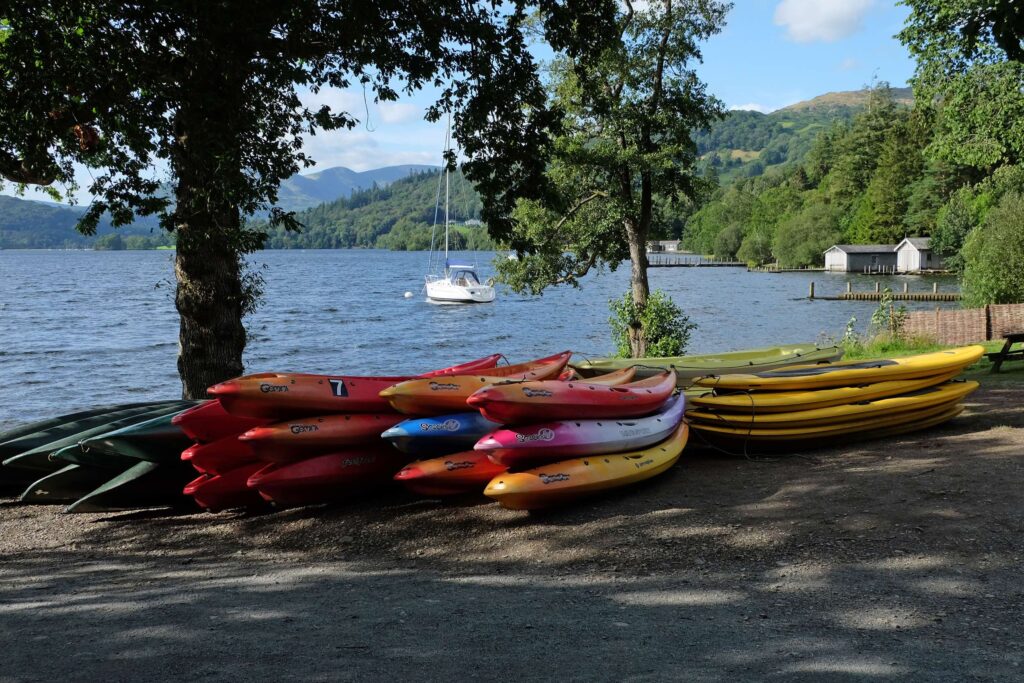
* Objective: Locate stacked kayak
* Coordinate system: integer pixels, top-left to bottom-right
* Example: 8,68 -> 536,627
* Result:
686,346 -> 984,450
184,353 -> 515,511
0,401 -> 201,512
395,367 -> 690,510
572,343 -> 844,386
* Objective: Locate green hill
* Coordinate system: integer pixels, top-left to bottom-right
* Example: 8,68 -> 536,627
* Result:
0,195 -> 166,249
264,168 -> 492,250
694,87 -> 914,182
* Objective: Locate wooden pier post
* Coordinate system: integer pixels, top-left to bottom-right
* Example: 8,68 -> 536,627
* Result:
809,281 -> 815,299
933,282 -> 938,294
846,282 -> 852,293
875,282 -> 880,293
903,282 -> 909,293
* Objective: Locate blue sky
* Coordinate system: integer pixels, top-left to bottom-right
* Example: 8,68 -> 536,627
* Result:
4,0 -> 916,203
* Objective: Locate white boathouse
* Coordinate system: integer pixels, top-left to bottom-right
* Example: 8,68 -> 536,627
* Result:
823,244 -> 898,273
895,237 -> 943,272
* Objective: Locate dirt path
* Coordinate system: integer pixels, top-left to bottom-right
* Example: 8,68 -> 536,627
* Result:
2,385 -> 1023,682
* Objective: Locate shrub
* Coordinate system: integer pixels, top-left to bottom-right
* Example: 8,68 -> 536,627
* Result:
609,289 -> 696,358
961,191 -> 1024,306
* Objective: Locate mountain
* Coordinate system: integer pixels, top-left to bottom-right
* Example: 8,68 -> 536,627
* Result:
276,164 -> 438,212
0,195 -> 163,249
778,87 -> 914,113
695,87 -> 915,182
265,168 -> 486,250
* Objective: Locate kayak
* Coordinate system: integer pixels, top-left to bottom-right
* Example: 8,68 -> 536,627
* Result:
484,421 -> 689,510
19,464 -> 116,504
477,393 -> 685,468
184,462 -> 267,512
239,412 -> 406,462
573,344 -> 844,383
693,346 -> 985,391
686,381 -> 979,429
557,367 -> 639,385
394,451 -> 508,496
467,370 -> 676,424
183,436 -> 258,475
688,370 -> 961,413
2,402 -> 196,473
690,399 -> 967,442
172,400 -> 270,443
50,442 -> 139,471
76,410 -> 194,463
381,412 -> 502,456
380,351 -> 572,416
65,460 -> 196,513
207,353 -> 504,418
248,449 -> 409,507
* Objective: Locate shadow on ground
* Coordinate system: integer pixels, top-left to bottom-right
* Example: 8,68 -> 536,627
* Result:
1,388 -> 1022,681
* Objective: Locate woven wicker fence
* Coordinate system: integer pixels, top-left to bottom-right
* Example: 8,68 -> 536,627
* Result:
903,303 -> 1024,344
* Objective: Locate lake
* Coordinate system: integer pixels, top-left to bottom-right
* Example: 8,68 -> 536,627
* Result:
0,249 -> 959,427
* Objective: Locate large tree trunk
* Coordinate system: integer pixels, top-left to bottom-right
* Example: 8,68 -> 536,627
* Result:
171,41 -> 247,399
624,217 -> 650,358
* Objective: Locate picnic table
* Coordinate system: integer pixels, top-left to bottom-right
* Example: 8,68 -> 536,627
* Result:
987,331 -> 1024,373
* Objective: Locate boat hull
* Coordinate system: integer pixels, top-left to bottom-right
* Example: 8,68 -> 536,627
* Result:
248,449 -> 409,507
394,451 -> 508,496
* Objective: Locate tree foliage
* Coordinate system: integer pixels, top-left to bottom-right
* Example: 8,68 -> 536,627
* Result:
0,1 -> 618,395
961,192 -> 1024,306
495,0 -> 729,357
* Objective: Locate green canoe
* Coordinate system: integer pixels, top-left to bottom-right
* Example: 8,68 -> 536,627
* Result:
572,343 -> 845,385
2,402 -> 194,474
0,401 -> 179,462
76,410 -> 194,464
65,460 -> 196,514
19,464 -> 117,504
49,442 -> 140,471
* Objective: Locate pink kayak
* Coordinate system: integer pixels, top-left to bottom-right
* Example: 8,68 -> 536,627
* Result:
476,394 -> 685,468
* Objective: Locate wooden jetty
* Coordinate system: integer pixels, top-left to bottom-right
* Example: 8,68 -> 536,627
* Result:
749,265 -> 826,273
648,255 -> 745,268
809,281 -> 961,302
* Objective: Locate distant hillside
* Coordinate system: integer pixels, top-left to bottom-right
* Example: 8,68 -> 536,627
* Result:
276,164 -> 438,212
265,168 -> 489,250
0,196 -> 163,249
695,87 -> 914,182
779,87 -> 913,112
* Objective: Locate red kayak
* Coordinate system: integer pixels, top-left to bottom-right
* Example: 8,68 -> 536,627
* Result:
183,435 -> 259,475
393,451 -> 507,496
247,449 -> 409,507
172,400 -> 270,443
207,353 -> 503,418
239,412 -> 406,463
467,369 -> 677,423
183,462 -> 267,512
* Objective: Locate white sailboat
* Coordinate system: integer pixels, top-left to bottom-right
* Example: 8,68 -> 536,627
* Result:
424,121 -> 495,305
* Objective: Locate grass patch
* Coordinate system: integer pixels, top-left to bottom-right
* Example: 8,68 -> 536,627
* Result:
840,335 -> 1024,386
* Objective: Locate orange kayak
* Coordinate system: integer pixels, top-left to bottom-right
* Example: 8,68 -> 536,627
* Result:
207,353 -> 503,418
238,412 -> 406,463
393,451 -> 508,496
380,351 -> 573,416
467,370 -> 676,423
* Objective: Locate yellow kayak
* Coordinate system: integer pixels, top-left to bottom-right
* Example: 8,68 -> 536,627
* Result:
686,381 -> 978,429
689,370 -> 961,413
690,398 -> 966,441
572,343 -> 843,384
483,421 -> 688,510
693,346 -> 985,391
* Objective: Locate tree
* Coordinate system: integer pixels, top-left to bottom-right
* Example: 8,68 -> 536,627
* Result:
961,191 -> 1024,306
493,0 -> 730,357
0,2 -> 616,397
900,0 -> 1024,169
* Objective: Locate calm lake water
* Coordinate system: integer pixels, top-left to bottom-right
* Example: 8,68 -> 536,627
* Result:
0,249 -> 958,427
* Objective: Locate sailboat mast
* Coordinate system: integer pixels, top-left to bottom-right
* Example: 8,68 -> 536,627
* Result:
444,162 -> 450,264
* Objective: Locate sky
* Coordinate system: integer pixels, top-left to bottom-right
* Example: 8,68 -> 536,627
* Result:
4,0 -> 917,203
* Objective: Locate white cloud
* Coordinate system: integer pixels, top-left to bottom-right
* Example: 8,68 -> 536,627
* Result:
839,57 -> 860,70
377,102 -> 423,125
774,0 -> 874,43
729,103 -> 772,114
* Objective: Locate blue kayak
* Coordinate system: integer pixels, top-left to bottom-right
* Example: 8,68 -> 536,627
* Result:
381,412 -> 501,456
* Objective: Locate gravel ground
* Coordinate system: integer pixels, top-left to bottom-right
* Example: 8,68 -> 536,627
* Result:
1,383 -> 1022,682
